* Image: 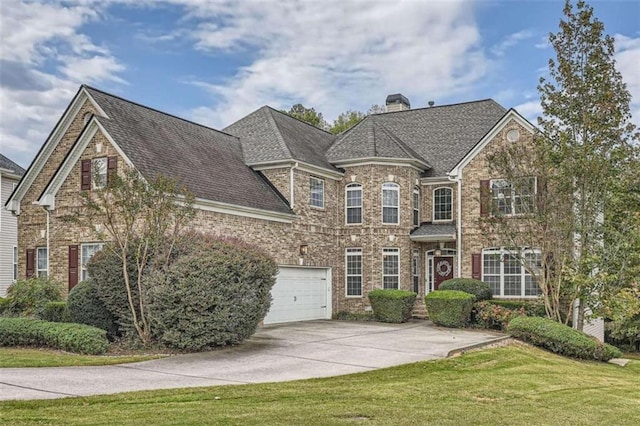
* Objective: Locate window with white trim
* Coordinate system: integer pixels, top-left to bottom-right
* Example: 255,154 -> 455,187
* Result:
13,246 -> 18,281
309,177 -> 324,208
346,183 -> 362,224
383,248 -> 400,289
491,177 -> 536,215
382,183 -> 399,224
433,187 -> 453,221
412,250 -> 420,293
36,247 -> 48,278
81,243 -> 104,281
346,248 -> 363,296
413,187 -> 420,226
482,248 -> 541,297
92,157 -> 107,189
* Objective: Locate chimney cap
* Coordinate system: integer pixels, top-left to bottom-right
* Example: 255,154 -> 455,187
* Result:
385,93 -> 410,108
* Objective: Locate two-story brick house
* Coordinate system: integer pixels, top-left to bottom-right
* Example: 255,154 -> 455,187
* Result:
5,86 -> 537,323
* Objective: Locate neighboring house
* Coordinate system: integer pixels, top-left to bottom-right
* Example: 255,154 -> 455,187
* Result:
5,86 -> 538,324
0,154 -> 25,296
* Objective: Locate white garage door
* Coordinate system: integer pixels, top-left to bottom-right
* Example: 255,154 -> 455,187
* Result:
263,267 -> 331,324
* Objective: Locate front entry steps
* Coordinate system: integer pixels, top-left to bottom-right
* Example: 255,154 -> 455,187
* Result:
412,298 -> 428,320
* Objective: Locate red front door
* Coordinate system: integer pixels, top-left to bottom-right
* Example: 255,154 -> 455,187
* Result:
433,256 -> 454,290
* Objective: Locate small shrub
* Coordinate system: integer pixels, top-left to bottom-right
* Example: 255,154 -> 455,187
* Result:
368,290 -> 417,323
475,300 -> 526,330
67,280 -> 120,339
488,299 -> 546,317
5,278 -> 64,317
439,278 -> 492,301
41,301 -> 70,323
147,235 -> 278,351
425,290 -> 475,328
507,316 -> 622,361
0,317 -> 108,354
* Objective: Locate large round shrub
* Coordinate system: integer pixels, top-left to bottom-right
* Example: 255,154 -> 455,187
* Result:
87,244 -> 144,337
6,278 -> 64,318
507,316 -> 622,361
425,290 -> 475,328
67,279 -> 120,339
439,278 -> 492,301
146,236 -> 278,350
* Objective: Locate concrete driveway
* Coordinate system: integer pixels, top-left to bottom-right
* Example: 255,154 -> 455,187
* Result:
0,320 -> 503,401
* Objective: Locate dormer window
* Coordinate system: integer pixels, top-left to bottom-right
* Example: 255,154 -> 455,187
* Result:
433,187 -> 453,222
382,182 -> 399,224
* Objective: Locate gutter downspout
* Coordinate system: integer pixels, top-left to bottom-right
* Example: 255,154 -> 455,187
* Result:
42,206 -> 50,278
448,173 -> 462,278
290,162 -> 299,209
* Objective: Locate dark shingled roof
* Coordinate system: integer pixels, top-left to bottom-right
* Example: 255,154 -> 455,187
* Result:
410,223 -> 457,239
84,86 -> 292,215
0,154 -> 25,176
223,106 -> 338,171
327,100 -> 506,176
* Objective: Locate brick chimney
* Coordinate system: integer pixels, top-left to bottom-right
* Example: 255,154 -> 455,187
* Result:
385,93 -> 410,112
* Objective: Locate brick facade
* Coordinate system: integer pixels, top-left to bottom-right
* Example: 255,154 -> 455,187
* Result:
15,98 -> 534,312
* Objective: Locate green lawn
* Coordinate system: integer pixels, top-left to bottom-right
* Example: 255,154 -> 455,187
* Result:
0,348 -> 165,368
1,345 -> 639,425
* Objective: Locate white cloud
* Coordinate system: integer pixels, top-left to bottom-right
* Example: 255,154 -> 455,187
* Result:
491,30 -> 534,57
514,100 -> 542,124
171,0 -> 489,128
614,34 -> 640,127
0,0 -> 126,168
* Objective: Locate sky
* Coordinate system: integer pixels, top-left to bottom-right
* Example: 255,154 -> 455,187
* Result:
1,0 -> 639,169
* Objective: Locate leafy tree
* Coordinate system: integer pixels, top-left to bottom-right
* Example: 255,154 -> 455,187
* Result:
483,0 -> 639,328
282,104 -> 328,130
73,169 -> 195,345
329,110 -> 366,134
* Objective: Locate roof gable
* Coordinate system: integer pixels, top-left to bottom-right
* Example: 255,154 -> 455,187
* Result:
224,107 -> 337,171
326,99 -> 507,176
82,87 -> 293,216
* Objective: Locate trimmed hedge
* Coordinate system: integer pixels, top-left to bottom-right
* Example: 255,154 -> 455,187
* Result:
5,278 -> 63,317
425,290 -> 475,328
507,316 -> 622,362
41,301 -> 70,323
0,317 -> 108,355
488,299 -> 546,317
67,280 -> 120,338
439,278 -> 492,301
368,290 -> 417,323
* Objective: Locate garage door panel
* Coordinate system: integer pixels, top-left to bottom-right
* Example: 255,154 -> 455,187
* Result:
263,268 -> 330,324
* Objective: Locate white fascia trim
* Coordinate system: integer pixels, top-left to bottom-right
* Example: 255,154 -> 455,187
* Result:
420,177 -> 452,185
38,118 -> 134,210
332,157 -> 429,172
0,170 -> 23,180
250,160 -> 344,180
193,197 -> 295,224
7,87 -> 108,215
409,234 -> 456,243
448,110 -> 535,179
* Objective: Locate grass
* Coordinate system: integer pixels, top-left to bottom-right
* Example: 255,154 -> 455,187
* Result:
1,344 -> 639,425
0,348 -> 165,368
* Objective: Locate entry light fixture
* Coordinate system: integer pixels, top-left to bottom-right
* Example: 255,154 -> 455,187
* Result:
299,244 -> 309,256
